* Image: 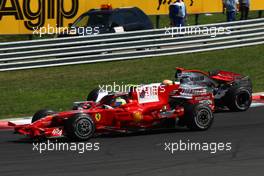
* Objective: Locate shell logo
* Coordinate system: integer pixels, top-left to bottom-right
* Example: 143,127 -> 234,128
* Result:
133,111 -> 143,122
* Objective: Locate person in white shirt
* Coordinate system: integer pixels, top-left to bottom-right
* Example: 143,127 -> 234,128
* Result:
223,0 -> 239,22
169,0 -> 187,27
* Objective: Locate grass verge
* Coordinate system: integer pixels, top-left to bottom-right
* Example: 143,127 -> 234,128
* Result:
0,45 -> 263,119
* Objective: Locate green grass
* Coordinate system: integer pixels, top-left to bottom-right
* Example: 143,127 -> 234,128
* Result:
0,45 -> 263,119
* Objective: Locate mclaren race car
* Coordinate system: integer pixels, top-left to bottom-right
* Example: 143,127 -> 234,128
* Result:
9,82 -> 215,141
175,67 -> 252,111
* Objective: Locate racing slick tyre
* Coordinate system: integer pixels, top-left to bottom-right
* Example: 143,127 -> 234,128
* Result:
226,88 -> 252,112
184,103 -> 214,131
64,114 -> 95,141
32,109 -> 56,123
87,88 -> 100,101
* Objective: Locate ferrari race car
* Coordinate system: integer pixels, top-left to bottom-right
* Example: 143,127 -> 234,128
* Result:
175,67 -> 252,111
9,82 -> 215,141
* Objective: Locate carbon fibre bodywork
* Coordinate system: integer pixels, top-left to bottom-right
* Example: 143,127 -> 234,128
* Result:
175,67 -> 252,111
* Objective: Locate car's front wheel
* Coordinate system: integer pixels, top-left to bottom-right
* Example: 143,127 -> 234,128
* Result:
184,103 -> 214,131
64,114 -> 95,141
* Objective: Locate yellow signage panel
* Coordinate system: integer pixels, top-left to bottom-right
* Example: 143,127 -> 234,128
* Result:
84,0 -> 224,15
0,0 -> 82,34
0,0 -> 263,34
251,0 -> 264,10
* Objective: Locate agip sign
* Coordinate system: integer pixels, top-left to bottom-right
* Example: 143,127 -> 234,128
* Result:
0,0 -> 79,34
0,0 -> 263,34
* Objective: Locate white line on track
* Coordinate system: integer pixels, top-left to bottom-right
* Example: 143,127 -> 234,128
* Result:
250,102 -> 264,108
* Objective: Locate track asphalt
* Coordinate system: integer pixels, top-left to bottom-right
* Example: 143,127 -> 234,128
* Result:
0,107 -> 264,176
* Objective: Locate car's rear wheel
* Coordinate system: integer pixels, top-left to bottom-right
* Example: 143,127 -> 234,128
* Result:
64,114 -> 95,141
32,109 -> 55,123
226,88 -> 252,111
183,104 -> 214,131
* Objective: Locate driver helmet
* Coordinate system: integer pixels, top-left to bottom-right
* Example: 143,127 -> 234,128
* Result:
113,97 -> 127,107
162,79 -> 173,86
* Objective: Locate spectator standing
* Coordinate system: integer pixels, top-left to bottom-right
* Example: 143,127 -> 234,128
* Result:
239,0 -> 250,20
169,0 -> 187,27
223,0 -> 239,22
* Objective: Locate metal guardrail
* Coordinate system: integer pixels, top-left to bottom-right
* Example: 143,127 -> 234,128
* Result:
0,18 -> 264,71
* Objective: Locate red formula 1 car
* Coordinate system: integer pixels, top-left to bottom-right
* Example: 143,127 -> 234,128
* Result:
175,67 -> 252,111
10,83 -> 214,141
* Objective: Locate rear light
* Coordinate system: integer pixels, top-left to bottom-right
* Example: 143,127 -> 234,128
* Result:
101,4 -> 112,10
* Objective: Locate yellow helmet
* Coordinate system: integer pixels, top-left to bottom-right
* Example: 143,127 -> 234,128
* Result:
162,80 -> 173,86
114,97 -> 127,107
